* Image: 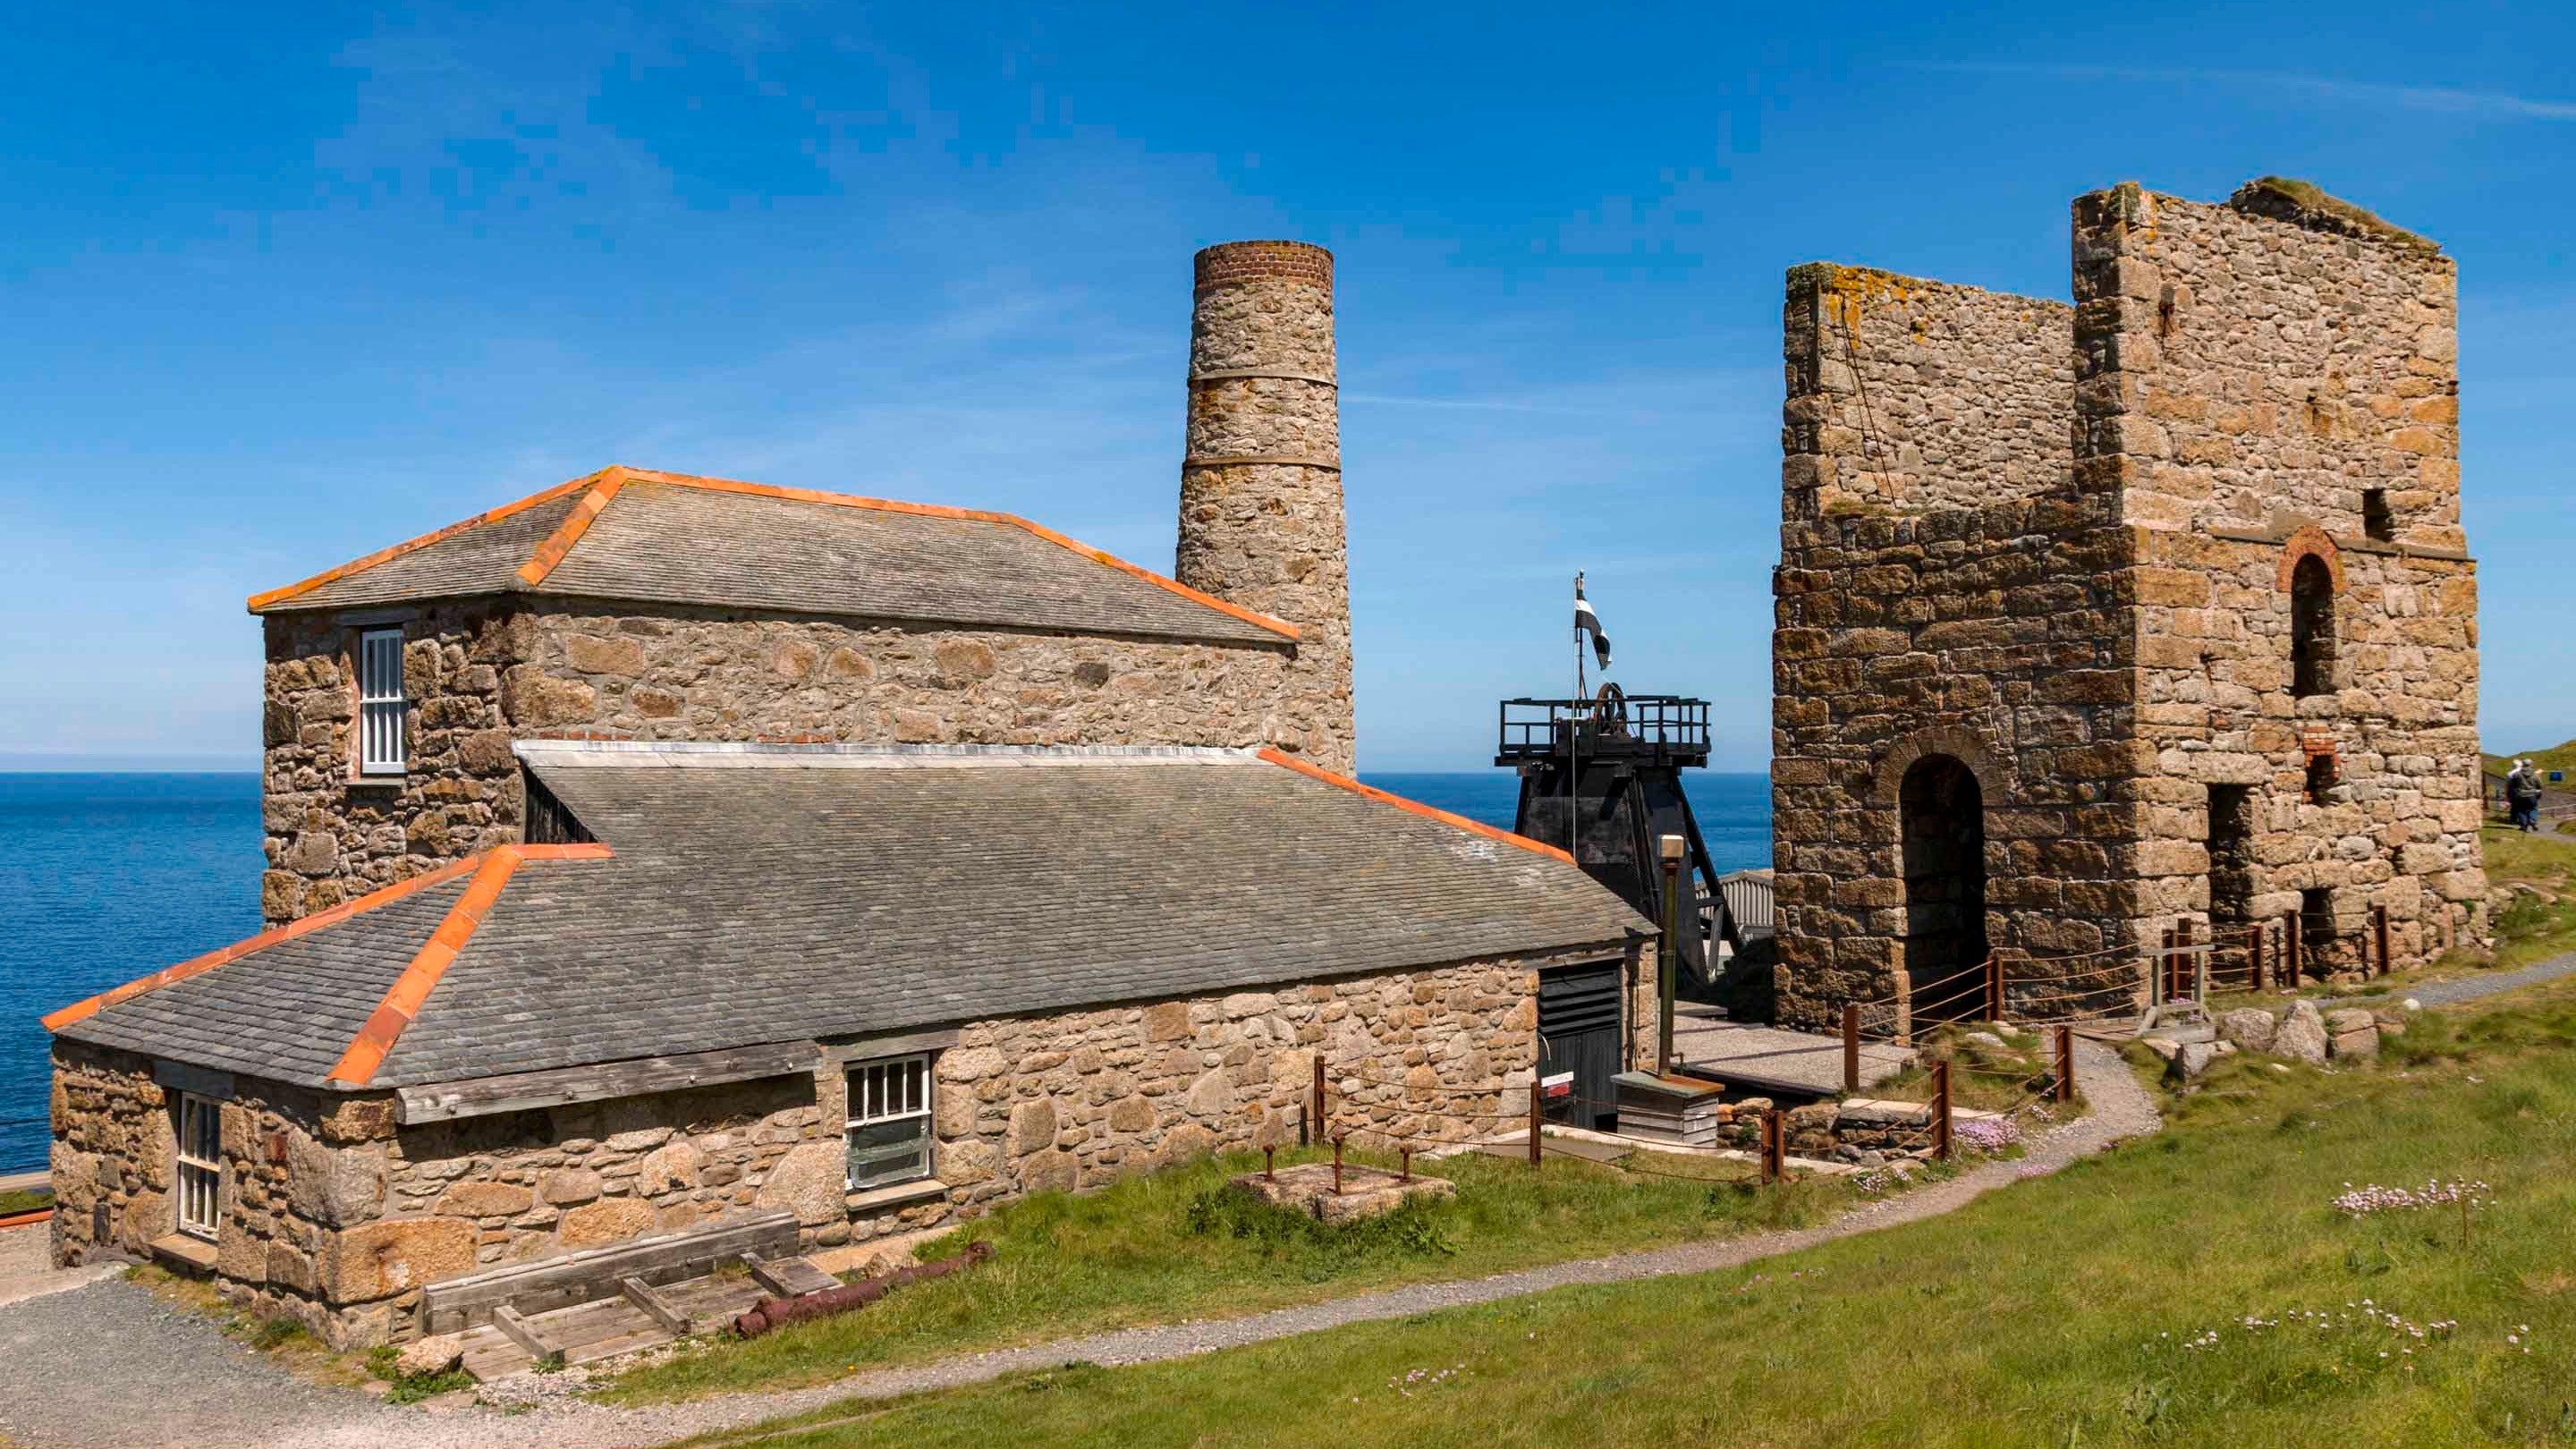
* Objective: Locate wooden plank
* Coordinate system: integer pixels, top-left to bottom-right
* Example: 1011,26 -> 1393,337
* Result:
491,1305 -> 560,1364
563,1326 -> 675,1368
395,1040 -> 820,1124
421,1209 -> 801,1329
741,1253 -> 799,1298
621,1275 -> 688,1335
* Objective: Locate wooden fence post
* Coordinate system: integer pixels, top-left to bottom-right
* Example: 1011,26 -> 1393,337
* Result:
1987,953 -> 2005,1023
1842,1003 -> 1860,1095
1528,1080 -> 1543,1169
2249,923 -> 2265,992
2054,1023 -> 2075,1104
1932,1061 -> 1953,1162
1759,1109 -> 1784,1186
2284,910 -> 2303,987
2374,904 -> 2392,978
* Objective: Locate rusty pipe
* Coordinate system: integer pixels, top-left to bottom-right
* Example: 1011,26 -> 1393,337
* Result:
733,1241 -> 995,1338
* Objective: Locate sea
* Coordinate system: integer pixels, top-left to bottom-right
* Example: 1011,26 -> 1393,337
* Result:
0,770 -> 1770,1174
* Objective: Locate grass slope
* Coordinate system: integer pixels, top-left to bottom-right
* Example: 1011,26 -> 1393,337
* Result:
683,979 -> 2576,1449
604,1141 -> 1843,1404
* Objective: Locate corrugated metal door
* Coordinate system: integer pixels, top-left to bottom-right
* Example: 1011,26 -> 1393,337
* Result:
1538,961 -> 1625,1131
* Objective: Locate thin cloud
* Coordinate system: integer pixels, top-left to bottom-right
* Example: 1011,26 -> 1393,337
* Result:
1923,62 -> 2576,121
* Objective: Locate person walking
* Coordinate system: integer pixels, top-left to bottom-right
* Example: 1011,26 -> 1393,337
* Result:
2505,759 -> 2544,833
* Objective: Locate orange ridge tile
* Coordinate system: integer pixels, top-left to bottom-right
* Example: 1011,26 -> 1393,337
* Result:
515,466 -> 631,587
324,843 -> 613,1088
40,857 -> 490,1031
245,469 -> 614,613
1254,747 -> 1577,865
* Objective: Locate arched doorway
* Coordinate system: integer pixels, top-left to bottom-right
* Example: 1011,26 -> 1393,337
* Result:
1901,754 -> 1989,1021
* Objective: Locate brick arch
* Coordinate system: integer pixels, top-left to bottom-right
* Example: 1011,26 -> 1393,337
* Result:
2275,526 -> 2345,593
1869,725 -> 2010,808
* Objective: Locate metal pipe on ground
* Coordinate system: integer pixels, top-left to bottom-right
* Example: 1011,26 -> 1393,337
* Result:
733,1241 -> 996,1338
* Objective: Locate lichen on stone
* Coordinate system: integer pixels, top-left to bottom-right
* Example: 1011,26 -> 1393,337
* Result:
2227,176 -> 2438,253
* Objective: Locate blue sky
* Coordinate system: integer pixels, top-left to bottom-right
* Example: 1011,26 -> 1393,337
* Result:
2,3 -> 2569,772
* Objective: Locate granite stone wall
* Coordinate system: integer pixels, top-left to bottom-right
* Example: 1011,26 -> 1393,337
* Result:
1783,266 -> 2073,521
1771,181 -> 2482,1027
1771,503 -> 2140,1028
53,952 -> 1592,1346
259,604 -> 1294,926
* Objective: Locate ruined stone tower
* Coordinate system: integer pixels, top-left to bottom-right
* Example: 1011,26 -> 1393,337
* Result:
1770,180 -> 2484,1030
1177,241 -> 1357,775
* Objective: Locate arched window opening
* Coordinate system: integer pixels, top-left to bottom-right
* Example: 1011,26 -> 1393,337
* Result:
2289,555 -> 2336,699
1900,754 -> 1989,1022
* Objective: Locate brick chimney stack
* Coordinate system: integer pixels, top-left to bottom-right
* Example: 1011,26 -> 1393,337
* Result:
1178,241 -> 1355,775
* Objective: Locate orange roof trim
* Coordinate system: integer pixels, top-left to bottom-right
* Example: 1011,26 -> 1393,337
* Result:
516,467 -> 631,588
1255,747 -> 1578,866
245,469 -> 614,613
324,843 -> 611,1087
40,856 -> 490,1032
249,463 -> 1301,641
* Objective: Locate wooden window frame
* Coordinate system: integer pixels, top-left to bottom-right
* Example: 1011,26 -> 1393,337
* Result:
357,627 -> 408,776
175,1092 -> 224,1241
844,1054 -> 934,1192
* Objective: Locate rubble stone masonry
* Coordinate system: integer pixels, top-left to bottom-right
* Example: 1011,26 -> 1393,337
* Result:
54,951 -> 1609,1346
259,604 -> 1294,926
1176,242 -> 1356,775
1772,181 -> 2480,1029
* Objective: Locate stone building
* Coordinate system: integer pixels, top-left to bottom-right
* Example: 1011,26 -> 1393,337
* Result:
1771,179 -> 2484,1030
44,242 -> 1654,1347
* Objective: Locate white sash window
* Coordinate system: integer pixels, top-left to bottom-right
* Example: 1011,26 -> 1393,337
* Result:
176,1093 -> 223,1240
358,628 -> 407,775
845,1055 -> 934,1191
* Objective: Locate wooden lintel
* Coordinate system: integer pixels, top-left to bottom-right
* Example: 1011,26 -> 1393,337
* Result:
394,1040 -> 820,1123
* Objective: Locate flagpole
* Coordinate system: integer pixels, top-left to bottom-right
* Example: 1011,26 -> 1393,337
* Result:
1571,572 -> 1582,860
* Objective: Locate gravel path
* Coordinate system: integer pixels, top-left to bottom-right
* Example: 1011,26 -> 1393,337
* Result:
2360,947 -> 2576,1008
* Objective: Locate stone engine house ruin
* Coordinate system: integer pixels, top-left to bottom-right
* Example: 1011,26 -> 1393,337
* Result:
1770,180 -> 2485,1029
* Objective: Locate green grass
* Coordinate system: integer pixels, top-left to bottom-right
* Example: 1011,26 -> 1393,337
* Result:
600,1140 -> 1852,1405
2483,736 -> 2576,781
1873,1021 -> 2075,1114
0,1188 -> 51,1216
674,976 -> 2576,1449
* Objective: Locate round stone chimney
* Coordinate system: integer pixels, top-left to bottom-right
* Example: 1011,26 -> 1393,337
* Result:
1178,240 -> 1355,775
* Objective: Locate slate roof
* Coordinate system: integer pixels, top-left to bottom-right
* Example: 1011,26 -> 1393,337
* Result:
247,467 -> 1293,647
52,746 -> 1648,1090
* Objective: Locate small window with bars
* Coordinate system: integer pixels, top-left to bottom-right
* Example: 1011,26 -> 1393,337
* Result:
357,628 -> 407,775
176,1092 -> 223,1240
845,1055 -> 934,1191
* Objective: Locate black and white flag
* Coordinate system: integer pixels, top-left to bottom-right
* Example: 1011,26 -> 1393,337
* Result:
1574,572 -> 1612,670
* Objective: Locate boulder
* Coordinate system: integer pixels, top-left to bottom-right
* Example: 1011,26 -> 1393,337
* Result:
2165,1041 -> 2220,1082
637,1141 -> 702,1197
394,1333 -> 467,1378
2140,1037 -> 2184,1063
2326,1008 -> 2380,1061
2216,1007 -> 2278,1053
2275,1000 -> 2329,1065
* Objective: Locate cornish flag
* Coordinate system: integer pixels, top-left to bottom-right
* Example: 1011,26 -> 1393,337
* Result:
1574,573 -> 1612,670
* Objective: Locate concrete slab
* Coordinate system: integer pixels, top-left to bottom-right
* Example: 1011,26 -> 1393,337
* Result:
0,1223 -> 125,1310
1671,1017 -> 1914,1097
